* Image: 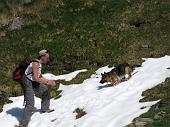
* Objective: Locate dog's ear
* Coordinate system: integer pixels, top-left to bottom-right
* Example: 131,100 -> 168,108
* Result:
101,73 -> 103,76
104,72 -> 106,74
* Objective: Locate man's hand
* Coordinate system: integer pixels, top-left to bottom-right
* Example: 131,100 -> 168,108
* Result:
55,80 -> 60,84
47,80 -> 56,86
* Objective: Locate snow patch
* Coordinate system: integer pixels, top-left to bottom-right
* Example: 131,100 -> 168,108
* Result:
43,69 -> 87,81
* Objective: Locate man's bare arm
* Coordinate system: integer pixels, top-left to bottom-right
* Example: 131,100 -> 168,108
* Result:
32,62 -> 56,86
32,62 -> 48,84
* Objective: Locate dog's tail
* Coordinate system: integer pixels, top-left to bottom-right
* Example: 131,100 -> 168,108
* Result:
132,64 -> 141,69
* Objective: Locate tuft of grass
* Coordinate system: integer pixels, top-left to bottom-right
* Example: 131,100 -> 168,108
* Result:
73,108 -> 87,119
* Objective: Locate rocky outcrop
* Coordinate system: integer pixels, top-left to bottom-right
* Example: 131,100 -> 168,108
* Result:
154,111 -> 166,120
0,17 -> 24,31
8,17 -> 24,31
129,118 -> 154,127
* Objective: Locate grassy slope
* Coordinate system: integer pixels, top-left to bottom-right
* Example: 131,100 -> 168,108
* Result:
0,0 -> 170,126
135,78 -> 170,127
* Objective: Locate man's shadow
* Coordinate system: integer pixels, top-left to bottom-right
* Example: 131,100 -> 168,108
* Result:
6,107 -> 39,122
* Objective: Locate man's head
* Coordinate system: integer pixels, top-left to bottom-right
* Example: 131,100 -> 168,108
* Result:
38,49 -> 49,64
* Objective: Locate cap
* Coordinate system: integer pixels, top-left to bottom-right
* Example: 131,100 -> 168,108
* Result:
39,49 -> 49,56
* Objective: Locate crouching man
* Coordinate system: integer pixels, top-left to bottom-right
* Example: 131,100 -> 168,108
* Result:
19,50 -> 56,127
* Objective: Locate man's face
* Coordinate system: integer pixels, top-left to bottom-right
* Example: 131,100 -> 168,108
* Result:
41,54 -> 49,64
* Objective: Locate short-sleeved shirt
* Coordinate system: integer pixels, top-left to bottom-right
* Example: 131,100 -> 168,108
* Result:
25,60 -> 42,81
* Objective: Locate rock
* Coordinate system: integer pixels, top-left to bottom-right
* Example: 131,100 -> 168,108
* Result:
134,118 -> 154,127
154,111 -> 166,120
155,104 -> 160,111
8,17 -> 24,31
138,118 -> 154,124
141,44 -> 149,48
135,121 -> 147,127
154,114 -> 161,120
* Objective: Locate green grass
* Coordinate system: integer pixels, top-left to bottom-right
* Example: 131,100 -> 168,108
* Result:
73,108 -> 87,119
0,0 -> 170,125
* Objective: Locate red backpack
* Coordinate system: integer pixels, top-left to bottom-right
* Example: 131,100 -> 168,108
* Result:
13,59 -> 37,84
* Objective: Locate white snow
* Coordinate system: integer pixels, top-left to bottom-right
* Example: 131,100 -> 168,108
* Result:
42,69 -> 87,81
1,56 -> 170,127
95,65 -> 114,75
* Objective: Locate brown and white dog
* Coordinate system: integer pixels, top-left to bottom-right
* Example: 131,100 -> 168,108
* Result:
100,63 -> 141,86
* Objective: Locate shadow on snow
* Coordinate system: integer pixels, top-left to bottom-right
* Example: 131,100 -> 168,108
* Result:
6,107 -> 39,122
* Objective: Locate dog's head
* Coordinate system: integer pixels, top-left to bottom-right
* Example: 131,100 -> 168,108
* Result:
100,72 -> 110,84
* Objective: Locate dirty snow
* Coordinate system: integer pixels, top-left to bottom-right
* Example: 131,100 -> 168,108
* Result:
1,56 -> 170,127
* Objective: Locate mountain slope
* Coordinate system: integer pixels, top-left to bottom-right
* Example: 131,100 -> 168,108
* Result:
0,0 -> 170,101
0,56 -> 170,127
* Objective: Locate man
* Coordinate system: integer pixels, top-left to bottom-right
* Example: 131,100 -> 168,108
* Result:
19,50 -> 56,127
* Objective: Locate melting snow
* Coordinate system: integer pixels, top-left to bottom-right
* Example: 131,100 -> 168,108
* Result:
1,56 -> 170,127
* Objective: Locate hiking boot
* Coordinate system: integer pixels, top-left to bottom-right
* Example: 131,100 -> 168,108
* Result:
41,109 -> 55,113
